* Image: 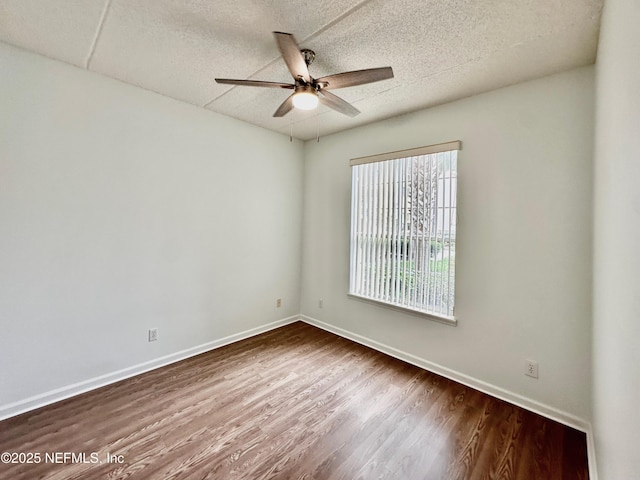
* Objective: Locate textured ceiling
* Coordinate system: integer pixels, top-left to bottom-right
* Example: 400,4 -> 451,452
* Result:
0,0 -> 603,140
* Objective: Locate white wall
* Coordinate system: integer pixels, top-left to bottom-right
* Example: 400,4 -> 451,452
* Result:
593,0 -> 640,478
301,67 -> 594,424
0,42 -> 303,415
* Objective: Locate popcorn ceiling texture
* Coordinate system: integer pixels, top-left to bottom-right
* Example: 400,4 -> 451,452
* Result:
0,0 -> 603,140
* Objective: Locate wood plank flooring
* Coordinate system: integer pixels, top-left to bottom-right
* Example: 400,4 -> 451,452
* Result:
0,322 -> 589,480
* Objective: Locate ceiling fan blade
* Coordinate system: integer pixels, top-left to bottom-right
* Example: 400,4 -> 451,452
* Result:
273,31 -> 311,83
318,90 -> 360,117
215,78 -> 294,89
273,93 -> 295,117
316,67 -> 394,90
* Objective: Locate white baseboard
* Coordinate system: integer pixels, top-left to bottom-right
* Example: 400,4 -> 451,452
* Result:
0,315 -> 300,421
585,424 -> 599,480
300,314 -> 598,478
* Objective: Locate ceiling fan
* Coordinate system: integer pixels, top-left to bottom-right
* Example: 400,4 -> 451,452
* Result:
215,32 -> 394,118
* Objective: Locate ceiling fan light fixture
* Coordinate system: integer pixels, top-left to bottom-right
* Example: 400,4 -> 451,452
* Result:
292,86 -> 319,110
215,32 -> 393,118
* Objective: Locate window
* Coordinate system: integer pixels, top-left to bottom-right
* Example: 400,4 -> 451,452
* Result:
349,141 -> 460,323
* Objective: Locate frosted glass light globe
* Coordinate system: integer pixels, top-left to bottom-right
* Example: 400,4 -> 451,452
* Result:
292,88 -> 319,110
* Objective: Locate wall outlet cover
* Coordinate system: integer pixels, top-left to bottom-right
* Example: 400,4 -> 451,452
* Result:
149,328 -> 158,342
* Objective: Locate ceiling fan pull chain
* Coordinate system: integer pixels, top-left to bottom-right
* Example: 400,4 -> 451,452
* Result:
316,112 -> 320,143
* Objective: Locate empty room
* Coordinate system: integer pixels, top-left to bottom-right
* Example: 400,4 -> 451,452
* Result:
1,0 -> 638,479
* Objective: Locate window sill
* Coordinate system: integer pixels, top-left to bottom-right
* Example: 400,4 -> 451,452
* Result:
347,293 -> 457,326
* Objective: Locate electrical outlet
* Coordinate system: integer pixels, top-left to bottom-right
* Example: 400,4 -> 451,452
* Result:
525,359 -> 538,379
276,298 -> 282,308
318,299 -> 324,308
148,328 -> 158,342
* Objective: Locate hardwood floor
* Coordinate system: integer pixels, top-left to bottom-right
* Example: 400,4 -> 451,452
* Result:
0,322 -> 589,480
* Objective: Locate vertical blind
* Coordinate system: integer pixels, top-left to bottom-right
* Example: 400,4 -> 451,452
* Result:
349,141 -> 460,319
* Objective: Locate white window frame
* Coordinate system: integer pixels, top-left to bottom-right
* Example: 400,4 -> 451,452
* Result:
348,141 -> 461,325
